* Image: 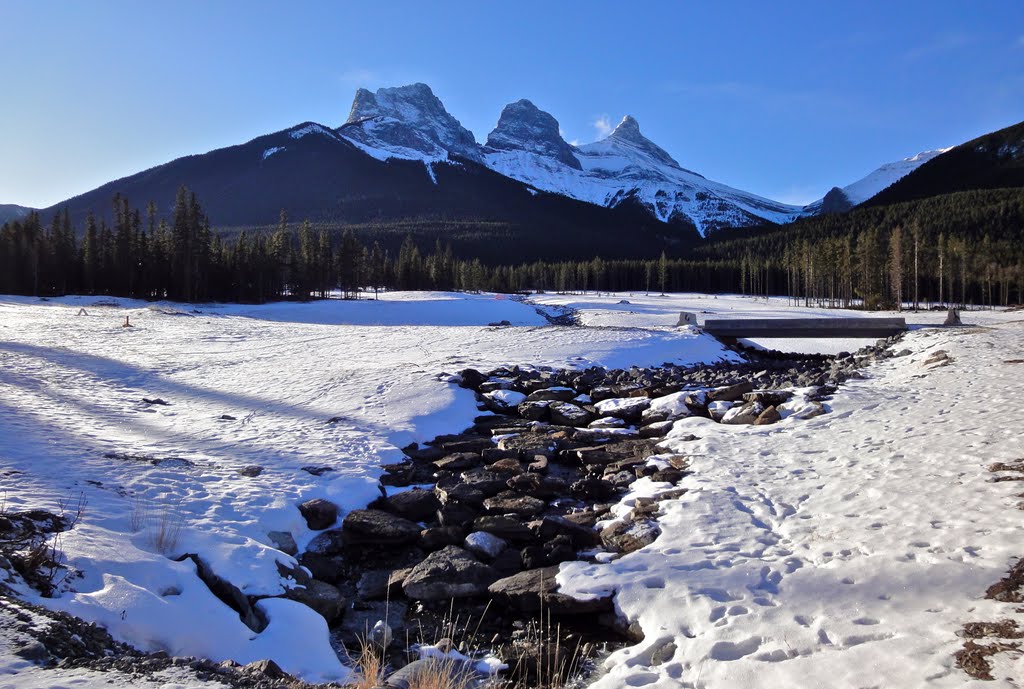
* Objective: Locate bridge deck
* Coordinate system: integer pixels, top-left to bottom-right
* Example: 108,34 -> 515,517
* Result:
703,317 -> 906,339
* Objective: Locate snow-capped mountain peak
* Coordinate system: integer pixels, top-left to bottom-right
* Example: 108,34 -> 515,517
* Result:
339,83 -> 481,163
602,115 -> 682,169
485,99 -> 581,170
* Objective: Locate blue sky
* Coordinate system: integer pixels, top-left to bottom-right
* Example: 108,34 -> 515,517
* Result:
1,0 -> 1022,209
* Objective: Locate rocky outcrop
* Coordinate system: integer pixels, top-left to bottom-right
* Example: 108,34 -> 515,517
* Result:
342,83 -> 482,162
485,99 -> 582,170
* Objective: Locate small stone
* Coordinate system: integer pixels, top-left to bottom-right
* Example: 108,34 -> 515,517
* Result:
238,465 -> 263,477
754,405 -> 782,425
244,659 -> 287,679
464,531 -> 508,560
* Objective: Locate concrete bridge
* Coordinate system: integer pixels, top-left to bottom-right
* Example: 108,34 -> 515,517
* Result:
701,316 -> 907,340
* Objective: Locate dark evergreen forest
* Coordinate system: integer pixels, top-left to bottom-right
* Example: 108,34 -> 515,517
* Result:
2,185 -> 1022,309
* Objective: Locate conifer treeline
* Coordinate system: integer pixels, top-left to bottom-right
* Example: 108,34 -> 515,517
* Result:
2,186 -> 1022,308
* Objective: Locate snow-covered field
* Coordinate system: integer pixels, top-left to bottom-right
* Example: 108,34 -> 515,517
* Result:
1,290 -> 1022,687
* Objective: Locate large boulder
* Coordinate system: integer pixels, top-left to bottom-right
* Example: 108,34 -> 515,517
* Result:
306,529 -> 345,556
472,515 -> 534,542
601,519 -> 660,553
721,401 -> 764,425
482,390 -> 527,414
535,515 -> 600,548
383,488 -> 442,522
284,579 -> 346,624
548,402 -> 593,427
433,452 -> 481,472
458,368 -> 489,390
517,400 -> 551,421
342,509 -> 421,546
298,498 -> 338,531
593,397 -> 651,421
497,433 -> 560,458
402,546 -> 498,601
488,566 -> 614,615
525,387 -> 577,403
708,382 -> 755,402
482,493 -> 546,517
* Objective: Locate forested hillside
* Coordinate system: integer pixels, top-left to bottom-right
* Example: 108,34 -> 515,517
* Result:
3,181 -> 1023,309
867,120 -> 1024,206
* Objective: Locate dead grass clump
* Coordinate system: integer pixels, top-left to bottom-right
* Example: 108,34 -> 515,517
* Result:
986,558 -> 1024,603
955,639 -> 1020,680
963,620 -> 1024,639
348,637 -> 386,689
130,497 -> 183,555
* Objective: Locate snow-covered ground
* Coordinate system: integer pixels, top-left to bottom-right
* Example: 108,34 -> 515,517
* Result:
1,290 -> 1021,687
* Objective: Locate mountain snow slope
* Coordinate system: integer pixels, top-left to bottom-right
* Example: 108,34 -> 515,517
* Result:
335,87 -> 807,236
806,148 -> 951,213
868,119 -> 1024,207
486,113 -> 805,236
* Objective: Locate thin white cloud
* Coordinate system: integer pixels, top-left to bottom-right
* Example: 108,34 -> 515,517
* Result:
902,32 -> 974,62
338,67 -> 377,86
593,115 -> 613,139
1018,35 -> 1024,47
772,184 -> 822,206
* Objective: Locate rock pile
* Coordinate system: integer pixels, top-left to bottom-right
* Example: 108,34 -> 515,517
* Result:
273,339 -> 910,673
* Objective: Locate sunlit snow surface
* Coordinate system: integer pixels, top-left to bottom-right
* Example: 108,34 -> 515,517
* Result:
1,291 -> 1022,687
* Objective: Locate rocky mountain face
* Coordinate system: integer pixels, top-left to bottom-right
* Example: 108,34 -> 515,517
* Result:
339,83 -> 482,163
485,99 -> 581,170
336,86 -> 808,236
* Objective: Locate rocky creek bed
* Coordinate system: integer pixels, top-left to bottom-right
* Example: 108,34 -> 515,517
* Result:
1,334 -> 924,688
283,335 -> 911,686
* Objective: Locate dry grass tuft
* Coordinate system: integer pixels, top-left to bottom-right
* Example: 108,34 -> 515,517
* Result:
349,637 -> 386,689
130,497 -> 184,555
